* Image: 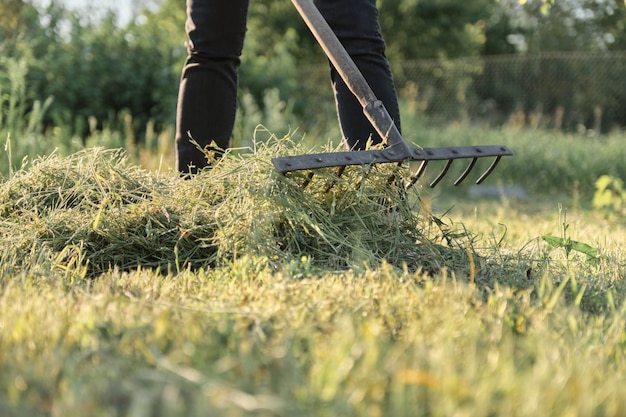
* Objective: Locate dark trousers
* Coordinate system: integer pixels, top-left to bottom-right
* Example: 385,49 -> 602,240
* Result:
175,0 -> 401,173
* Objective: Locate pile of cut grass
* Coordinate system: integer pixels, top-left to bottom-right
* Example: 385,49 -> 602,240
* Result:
0,138 -> 473,278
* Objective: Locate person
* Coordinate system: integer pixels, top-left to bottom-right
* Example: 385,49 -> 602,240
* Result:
175,0 -> 401,174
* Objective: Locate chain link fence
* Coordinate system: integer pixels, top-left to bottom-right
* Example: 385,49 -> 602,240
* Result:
394,51 -> 626,132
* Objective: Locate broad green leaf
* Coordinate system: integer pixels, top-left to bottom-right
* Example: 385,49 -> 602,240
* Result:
570,240 -> 598,259
542,235 -> 599,261
541,235 -> 565,248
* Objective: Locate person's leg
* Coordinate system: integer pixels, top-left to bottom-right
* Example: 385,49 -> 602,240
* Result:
175,0 -> 249,174
314,0 -> 400,150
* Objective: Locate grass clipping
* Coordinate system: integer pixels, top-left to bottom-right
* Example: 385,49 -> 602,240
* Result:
0,140 -> 457,276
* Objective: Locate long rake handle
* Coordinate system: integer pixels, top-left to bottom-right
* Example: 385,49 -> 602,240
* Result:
291,0 -> 411,156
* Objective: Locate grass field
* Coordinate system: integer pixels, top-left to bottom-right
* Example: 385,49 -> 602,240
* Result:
1,125 -> 626,416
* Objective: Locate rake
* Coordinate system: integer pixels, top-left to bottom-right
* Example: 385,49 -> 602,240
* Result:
272,0 -> 513,188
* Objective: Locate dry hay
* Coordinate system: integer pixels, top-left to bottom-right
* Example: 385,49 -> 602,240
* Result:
0,139 -> 470,277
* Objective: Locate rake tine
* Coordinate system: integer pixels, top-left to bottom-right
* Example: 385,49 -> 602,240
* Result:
324,165 -> 346,193
406,160 -> 428,190
453,157 -> 478,186
429,159 -> 454,188
301,171 -> 315,189
475,155 -> 503,184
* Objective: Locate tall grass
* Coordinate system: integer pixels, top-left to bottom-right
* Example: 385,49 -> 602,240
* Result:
1,58 -> 56,177
0,57 -> 174,179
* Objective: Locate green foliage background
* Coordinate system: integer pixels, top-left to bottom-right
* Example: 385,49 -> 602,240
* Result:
3,0 -> 626,140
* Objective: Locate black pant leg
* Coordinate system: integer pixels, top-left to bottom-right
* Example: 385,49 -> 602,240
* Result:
175,0 -> 249,173
315,0 -> 401,150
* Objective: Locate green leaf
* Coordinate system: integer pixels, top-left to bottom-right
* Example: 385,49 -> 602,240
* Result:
569,240 -> 598,259
541,235 -> 565,249
542,235 -> 598,261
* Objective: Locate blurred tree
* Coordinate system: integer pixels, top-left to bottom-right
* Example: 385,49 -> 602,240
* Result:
0,0 -> 40,56
5,0 -> 625,141
0,0 -> 24,54
483,1 -> 519,55
6,0 -> 187,137
596,0 -> 626,51
123,0 -> 187,127
498,0 -> 624,52
474,0 -> 626,131
377,0 -> 498,60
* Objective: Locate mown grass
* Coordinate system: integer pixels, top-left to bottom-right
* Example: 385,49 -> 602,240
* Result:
1,132 -> 626,416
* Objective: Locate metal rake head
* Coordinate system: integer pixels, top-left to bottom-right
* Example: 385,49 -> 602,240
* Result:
272,145 -> 513,190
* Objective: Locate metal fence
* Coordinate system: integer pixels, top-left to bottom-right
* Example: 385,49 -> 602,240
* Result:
394,51 -> 626,132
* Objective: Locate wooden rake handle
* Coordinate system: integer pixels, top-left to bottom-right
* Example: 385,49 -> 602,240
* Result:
291,0 -> 410,156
